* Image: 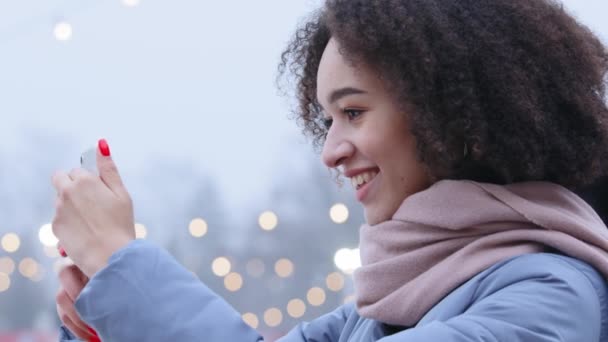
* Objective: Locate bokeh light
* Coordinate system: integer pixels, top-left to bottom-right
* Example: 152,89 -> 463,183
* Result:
258,211 -> 278,231
242,313 -> 259,329
0,273 -> 10,292
274,258 -> 294,278
212,257 -> 231,277
224,272 -> 243,292
18,258 -> 38,279
54,21 -> 72,41
0,257 -> 15,275
306,287 -> 326,307
189,218 -> 208,238
333,248 -> 361,274
1,233 -> 20,253
135,223 -> 147,239
263,308 -> 283,327
287,298 -> 306,318
326,272 -> 345,292
38,223 -> 58,247
329,203 -> 349,224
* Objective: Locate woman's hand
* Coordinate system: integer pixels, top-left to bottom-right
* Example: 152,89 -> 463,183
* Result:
56,264 -> 100,341
52,139 -> 135,278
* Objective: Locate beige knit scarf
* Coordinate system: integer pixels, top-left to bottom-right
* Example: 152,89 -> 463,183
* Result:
354,180 -> 608,327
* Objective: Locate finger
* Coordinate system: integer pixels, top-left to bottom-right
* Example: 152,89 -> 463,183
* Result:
56,291 -> 95,340
59,265 -> 88,301
96,139 -> 126,195
62,311 -> 96,340
68,167 -> 91,181
51,171 -> 72,195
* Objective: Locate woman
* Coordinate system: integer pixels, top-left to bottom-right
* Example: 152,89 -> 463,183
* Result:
53,0 -> 608,340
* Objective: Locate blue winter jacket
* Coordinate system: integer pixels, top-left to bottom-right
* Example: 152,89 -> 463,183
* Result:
59,240 -> 608,341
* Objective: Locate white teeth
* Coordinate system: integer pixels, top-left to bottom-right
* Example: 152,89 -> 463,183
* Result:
350,171 -> 378,189
363,173 -> 370,183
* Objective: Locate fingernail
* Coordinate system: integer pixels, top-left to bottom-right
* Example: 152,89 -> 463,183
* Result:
98,139 -> 111,157
58,246 -> 67,258
86,326 -> 98,336
87,326 -> 100,341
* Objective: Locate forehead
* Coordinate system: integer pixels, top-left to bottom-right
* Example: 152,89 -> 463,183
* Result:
316,39 -> 378,104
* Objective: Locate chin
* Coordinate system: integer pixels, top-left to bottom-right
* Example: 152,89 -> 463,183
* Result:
363,202 -> 396,226
364,208 -> 389,226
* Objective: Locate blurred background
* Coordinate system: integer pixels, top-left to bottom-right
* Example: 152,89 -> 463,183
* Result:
0,0 -> 606,341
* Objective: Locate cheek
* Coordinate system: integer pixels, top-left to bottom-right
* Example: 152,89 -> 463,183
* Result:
385,140 -> 427,192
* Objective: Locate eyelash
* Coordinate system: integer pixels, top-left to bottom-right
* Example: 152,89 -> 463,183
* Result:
321,109 -> 365,130
344,109 -> 364,120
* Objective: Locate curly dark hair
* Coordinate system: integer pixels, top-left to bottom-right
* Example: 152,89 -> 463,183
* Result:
278,0 -> 608,189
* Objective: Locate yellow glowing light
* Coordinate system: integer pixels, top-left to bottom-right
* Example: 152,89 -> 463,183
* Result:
258,211 -> 278,231
333,248 -> 361,274
54,22 -> 72,41
189,218 -> 208,238
1,233 -> 20,253
0,257 -> 15,275
212,257 -> 231,277
122,0 -> 140,7
329,203 -> 349,224
307,287 -> 326,307
224,272 -> 243,292
287,299 -> 306,318
242,313 -> 259,329
134,223 -> 147,239
326,272 -> 345,292
246,258 -> 265,278
263,308 -> 283,327
38,223 -> 58,247
19,258 -> 38,278
0,273 -> 10,292
274,258 -> 294,278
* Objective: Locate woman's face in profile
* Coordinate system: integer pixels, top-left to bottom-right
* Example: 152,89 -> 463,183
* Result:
316,38 -> 430,225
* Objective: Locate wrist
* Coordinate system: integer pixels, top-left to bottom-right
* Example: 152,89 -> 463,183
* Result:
84,237 -> 134,277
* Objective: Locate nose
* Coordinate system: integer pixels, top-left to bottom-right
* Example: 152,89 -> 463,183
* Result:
321,126 -> 355,168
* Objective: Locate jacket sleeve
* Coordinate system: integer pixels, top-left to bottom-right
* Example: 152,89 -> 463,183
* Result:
380,255 -> 604,341
67,239 -> 349,342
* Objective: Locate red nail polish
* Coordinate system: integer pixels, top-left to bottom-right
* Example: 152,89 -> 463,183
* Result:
88,335 -> 101,342
87,326 -> 99,337
87,326 -> 100,341
58,246 -> 67,258
98,139 -> 111,157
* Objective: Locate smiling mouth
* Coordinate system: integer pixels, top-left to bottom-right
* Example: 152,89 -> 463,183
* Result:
351,170 -> 379,190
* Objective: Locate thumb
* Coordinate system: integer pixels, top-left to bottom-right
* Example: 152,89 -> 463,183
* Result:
96,138 -> 125,194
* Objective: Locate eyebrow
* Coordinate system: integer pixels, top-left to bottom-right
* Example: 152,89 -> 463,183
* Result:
327,87 -> 367,105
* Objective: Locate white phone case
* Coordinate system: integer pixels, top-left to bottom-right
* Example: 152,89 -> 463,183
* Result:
80,146 -> 98,174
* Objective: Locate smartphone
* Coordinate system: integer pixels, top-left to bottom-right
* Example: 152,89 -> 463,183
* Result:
80,146 -> 98,174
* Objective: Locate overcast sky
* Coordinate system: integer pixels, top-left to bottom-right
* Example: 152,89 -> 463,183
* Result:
0,0 -> 606,208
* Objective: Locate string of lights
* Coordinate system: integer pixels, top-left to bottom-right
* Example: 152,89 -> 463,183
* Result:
0,202 -> 359,330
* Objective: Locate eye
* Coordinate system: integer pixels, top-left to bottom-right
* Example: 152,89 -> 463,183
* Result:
343,109 -> 364,120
